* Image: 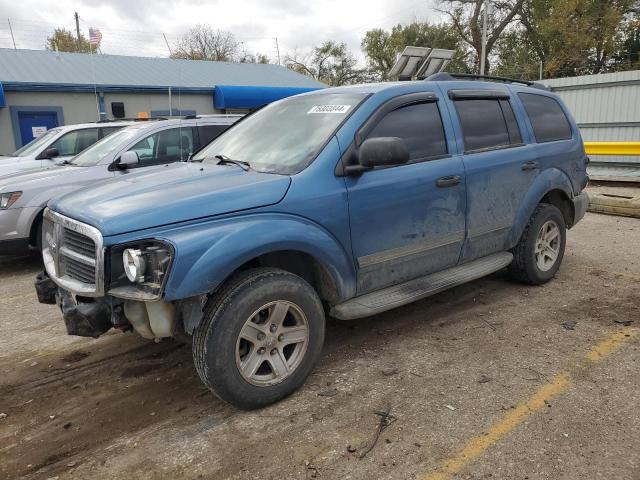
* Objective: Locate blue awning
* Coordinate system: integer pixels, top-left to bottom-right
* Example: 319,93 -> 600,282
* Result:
213,85 -> 321,110
0,82 -> 5,108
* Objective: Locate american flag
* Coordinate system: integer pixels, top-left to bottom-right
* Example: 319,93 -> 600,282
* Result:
89,28 -> 102,46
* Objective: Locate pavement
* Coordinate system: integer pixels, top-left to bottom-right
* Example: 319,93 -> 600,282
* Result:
0,211 -> 639,480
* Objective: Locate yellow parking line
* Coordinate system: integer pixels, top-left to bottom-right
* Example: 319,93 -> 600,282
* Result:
420,329 -> 636,480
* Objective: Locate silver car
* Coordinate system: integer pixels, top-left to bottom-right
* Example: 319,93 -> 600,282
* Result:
0,121 -> 134,177
0,116 -> 241,255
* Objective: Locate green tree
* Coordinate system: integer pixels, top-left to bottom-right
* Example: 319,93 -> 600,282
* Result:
515,0 -> 638,78
46,28 -> 96,53
362,22 -> 472,80
437,0 -> 526,73
612,19 -> 640,69
285,41 -> 367,86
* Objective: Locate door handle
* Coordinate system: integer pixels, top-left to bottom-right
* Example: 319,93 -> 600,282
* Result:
436,175 -> 461,187
521,161 -> 539,171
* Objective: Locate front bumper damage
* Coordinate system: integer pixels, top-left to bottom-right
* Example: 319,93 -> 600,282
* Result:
35,272 -> 112,338
35,270 -> 203,340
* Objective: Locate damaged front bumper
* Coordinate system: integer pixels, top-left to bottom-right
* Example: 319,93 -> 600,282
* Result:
35,270 -> 202,340
35,272 -> 112,338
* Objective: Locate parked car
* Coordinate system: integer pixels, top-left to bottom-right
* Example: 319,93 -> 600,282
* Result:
0,121 -> 134,177
36,75 -> 589,410
0,115 -> 241,255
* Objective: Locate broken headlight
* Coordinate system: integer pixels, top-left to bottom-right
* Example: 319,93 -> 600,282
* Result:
108,241 -> 174,300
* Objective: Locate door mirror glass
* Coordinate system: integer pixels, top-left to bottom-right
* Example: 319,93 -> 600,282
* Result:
42,147 -> 59,159
359,137 -> 409,168
118,150 -> 140,169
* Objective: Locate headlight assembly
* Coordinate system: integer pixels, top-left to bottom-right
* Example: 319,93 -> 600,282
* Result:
123,248 -> 146,283
0,191 -> 22,209
109,241 -> 173,300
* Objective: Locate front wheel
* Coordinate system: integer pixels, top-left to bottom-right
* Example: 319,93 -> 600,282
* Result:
508,203 -> 567,285
193,268 -> 325,409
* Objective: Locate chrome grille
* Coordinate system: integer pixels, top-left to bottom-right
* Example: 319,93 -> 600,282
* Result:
42,208 -> 105,297
63,228 -> 96,257
63,256 -> 96,284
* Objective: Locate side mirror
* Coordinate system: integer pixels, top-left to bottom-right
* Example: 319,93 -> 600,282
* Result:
359,137 -> 409,168
118,151 -> 140,169
42,147 -> 59,159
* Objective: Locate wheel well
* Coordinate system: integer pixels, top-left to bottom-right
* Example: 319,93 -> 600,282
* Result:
541,190 -> 574,227
233,250 -> 340,303
28,209 -> 45,248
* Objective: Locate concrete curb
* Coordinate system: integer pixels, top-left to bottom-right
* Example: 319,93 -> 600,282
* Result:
588,192 -> 640,218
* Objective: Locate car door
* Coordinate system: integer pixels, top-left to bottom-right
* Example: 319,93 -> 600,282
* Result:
343,93 -> 467,295
446,88 -> 538,262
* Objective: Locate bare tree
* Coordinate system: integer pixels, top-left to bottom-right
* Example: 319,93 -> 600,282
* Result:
285,41 -> 367,86
437,0 -> 525,73
171,24 -> 239,61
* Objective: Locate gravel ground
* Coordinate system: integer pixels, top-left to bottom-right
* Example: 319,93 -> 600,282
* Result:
0,212 -> 639,480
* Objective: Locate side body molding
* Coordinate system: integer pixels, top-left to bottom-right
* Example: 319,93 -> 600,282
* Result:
158,213 -> 357,302
507,167 -> 574,248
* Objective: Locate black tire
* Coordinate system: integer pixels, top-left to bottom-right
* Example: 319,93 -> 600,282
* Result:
508,203 -> 566,285
193,268 -> 325,410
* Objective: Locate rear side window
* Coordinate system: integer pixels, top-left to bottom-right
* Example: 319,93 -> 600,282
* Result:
454,99 -> 522,152
198,124 -> 231,146
518,93 -> 572,143
367,102 -> 447,160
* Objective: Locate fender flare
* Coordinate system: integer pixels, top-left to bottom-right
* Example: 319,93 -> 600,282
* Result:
508,168 -> 574,247
162,213 -> 357,302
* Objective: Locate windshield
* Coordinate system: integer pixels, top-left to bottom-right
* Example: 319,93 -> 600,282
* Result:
11,128 -> 61,157
192,93 -> 366,174
71,125 -> 148,166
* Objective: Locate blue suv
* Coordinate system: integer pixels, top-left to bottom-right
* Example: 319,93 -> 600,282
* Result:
36,74 -> 589,409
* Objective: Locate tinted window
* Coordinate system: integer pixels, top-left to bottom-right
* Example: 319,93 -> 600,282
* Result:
127,127 -> 194,166
198,125 -> 231,146
50,128 -> 99,156
367,102 -> 447,160
519,93 -> 572,143
454,99 -> 524,152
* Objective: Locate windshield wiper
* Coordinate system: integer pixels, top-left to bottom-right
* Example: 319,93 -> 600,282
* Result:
214,154 -> 251,171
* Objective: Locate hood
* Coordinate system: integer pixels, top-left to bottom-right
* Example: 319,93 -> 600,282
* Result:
0,156 -> 23,177
0,165 -> 105,206
49,162 -> 291,236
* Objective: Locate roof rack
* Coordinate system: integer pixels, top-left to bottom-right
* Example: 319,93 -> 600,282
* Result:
427,72 -> 548,90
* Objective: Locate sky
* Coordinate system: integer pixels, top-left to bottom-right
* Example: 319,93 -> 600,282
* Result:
0,0 -> 441,65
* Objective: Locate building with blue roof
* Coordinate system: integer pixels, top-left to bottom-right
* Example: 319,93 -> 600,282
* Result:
0,48 -> 324,154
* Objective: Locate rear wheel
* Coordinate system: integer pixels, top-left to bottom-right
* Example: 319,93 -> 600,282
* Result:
509,203 -> 566,285
192,268 -> 325,409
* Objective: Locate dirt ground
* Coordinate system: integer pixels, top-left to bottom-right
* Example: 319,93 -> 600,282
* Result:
1,211 -> 639,480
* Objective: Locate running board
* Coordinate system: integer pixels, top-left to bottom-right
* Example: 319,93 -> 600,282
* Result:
330,252 -> 513,320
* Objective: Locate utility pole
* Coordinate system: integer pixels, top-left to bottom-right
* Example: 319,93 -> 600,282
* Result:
74,12 -> 81,48
539,60 -> 543,80
274,37 -> 281,65
7,19 -> 16,49
163,33 -> 172,56
480,1 -> 491,75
